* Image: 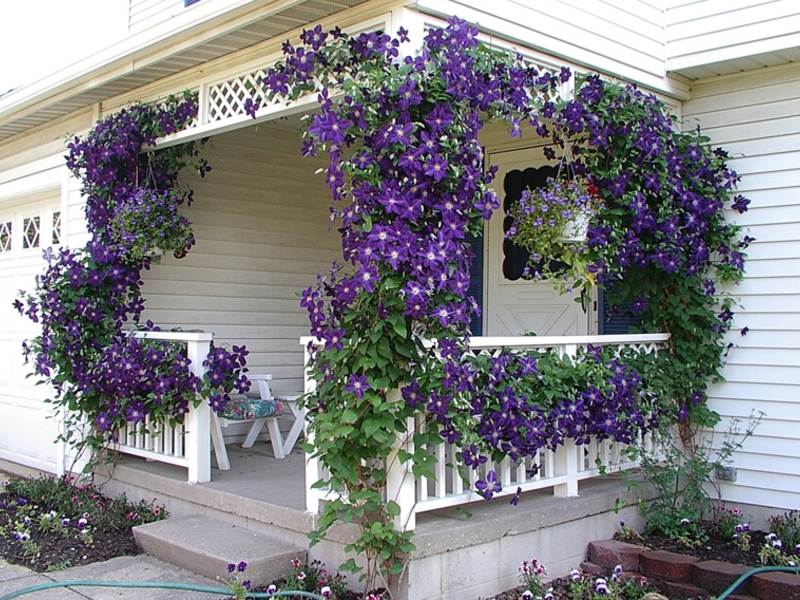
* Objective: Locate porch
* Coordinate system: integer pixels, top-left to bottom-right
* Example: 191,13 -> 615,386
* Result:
99,331 -> 663,599
101,443 -> 648,600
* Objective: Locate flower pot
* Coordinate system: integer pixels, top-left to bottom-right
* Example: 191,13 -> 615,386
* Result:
560,214 -> 589,243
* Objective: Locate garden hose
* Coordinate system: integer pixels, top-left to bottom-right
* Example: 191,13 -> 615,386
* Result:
0,580 -> 324,600
716,565 -> 799,600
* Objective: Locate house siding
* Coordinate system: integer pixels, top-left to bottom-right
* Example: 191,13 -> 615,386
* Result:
139,125 -> 341,393
682,63 -> 800,511
667,0 -> 800,71
413,0 -> 684,96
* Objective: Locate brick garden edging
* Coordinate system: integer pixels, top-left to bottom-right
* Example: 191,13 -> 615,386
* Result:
584,540 -> 800,600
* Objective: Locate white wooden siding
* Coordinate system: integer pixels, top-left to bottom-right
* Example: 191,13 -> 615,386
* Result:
667,0 -> 800,74
129,0 -> 187,33
139,124 -> 341,393
412,0 -> 689,97
683,63 -> 800,511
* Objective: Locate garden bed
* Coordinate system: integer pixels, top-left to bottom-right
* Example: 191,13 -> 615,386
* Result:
0,474 -> 164,573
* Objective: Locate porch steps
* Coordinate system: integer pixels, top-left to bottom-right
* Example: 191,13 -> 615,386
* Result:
133,516 -> 305,588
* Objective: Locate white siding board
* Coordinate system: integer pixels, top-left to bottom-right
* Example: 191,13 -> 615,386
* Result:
140,125 -> 341,391
666,0 -> 800,69
685,63 -> 800,510
412,0 -> 689,97
742,242 -> 799,262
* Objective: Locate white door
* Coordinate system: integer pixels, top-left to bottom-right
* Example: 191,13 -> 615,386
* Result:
484,146 -> 590,337
0,193 -> 65,474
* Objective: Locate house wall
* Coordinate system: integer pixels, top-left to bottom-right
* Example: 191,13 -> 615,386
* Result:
139,123 -> 341,393
666,0 -> 800,72
682,62 -> 800,514
413,0 -> 689,97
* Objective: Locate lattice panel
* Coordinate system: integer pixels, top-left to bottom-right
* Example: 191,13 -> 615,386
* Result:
0,221 -> 11,252
22,216 -> 40,249
208,70 -> 271,122
52,212 -> 61,245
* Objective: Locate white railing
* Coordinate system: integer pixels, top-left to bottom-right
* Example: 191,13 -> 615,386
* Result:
302,333 -> 669,530
111,331 -> 213,483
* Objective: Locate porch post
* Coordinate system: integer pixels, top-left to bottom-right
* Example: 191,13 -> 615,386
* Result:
186,336 -> 212,484
554,343 -> 580,497
301,337 -> 325,514
386,401 -> 416,531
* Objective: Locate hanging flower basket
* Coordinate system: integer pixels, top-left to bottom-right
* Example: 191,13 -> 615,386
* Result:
108,188 -> 195,264
509,175 -> 600,257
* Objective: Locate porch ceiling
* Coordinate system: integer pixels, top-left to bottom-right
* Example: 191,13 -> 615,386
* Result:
0,0 -> 371,144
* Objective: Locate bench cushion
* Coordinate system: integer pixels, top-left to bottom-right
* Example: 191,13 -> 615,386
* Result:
222,396 -> 283,420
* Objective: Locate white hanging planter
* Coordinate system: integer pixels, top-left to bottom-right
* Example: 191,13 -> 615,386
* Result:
560,214 -> 589,243
145,247 -> 164,258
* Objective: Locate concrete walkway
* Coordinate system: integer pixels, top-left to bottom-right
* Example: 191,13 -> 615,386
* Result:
0,555 -> 229,600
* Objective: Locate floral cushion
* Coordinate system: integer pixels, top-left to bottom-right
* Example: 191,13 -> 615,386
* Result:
222,396 -> 283,420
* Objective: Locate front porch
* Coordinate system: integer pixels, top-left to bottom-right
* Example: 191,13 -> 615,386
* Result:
100,443 -> 648,600
98,331 -> 663,599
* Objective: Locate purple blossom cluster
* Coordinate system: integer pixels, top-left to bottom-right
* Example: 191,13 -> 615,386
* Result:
409,343 -> 665,478
562,75 -> 748,286
17,92 -> 247,450
259,17 -> 563,365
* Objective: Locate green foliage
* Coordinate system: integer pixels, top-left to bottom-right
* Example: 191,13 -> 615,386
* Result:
629,414 -> 761,542
2,474 -> 167,532
769,510 -> 800,551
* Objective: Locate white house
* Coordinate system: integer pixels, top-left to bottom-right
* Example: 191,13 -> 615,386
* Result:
0,0 -> 798,597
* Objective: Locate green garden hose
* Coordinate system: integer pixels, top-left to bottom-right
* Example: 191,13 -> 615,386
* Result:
716,565 -> 799,599
0,580 -> 324,600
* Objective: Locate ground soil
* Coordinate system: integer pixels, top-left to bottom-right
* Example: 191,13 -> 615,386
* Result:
0,508 -> 139,572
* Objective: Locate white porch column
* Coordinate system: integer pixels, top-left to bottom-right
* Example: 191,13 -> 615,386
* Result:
185,334 -> 213,484
386,401 -> 416,531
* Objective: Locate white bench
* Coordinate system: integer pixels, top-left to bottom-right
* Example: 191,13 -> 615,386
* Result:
210,373 -> 303,469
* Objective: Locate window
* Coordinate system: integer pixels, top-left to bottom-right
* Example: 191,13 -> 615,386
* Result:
22,216 -> 40,249
52,211 -> 61,246
0,221 -> 11,253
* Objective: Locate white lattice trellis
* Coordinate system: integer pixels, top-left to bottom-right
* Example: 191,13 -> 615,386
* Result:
208,70 -> 271,122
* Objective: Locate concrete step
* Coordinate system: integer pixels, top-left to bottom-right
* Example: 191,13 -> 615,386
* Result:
133,516 -> 305,588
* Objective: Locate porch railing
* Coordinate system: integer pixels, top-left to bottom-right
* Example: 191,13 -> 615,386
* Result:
111,331 -> 213,483
302,333 -> 669,530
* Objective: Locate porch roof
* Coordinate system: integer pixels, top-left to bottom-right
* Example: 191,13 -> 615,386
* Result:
0,0 -> 375,143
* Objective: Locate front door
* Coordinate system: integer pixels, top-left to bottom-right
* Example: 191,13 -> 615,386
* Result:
484,146 -> 590,337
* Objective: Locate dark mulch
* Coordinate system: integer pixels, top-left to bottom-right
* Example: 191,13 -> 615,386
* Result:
0,507 -> 140,572
635,528 -> 768,568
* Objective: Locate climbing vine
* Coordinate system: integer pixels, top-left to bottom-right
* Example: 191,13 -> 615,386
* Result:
246,17 -> 748,592
16,92 -> 249,464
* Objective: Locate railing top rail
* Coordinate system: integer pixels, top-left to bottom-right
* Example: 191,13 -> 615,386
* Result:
132,331 -> 214,342
300,333 -> 669,351
468,333 -> 670,350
